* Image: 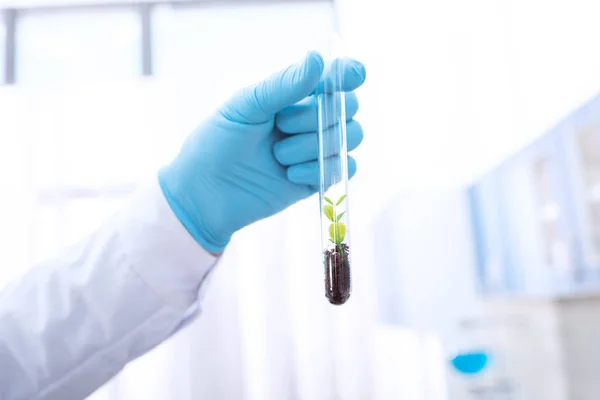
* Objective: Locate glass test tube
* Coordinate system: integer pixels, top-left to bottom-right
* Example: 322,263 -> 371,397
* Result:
317,57 -> 351,305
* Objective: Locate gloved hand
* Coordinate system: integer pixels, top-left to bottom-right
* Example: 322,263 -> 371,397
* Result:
158,51 -> 366,253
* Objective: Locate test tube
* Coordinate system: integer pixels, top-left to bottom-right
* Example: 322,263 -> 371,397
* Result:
317,57 -> 351,306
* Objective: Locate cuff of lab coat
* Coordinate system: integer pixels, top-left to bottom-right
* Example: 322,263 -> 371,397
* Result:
116,178 -> 220,311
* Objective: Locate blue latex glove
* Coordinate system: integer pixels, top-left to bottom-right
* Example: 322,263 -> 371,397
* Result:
158,51 -> 366,253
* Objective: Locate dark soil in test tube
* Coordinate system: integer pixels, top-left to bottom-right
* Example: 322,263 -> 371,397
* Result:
324,243 -> 351,305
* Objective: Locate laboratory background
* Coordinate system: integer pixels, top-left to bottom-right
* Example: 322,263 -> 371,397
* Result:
1,0 -> 600,399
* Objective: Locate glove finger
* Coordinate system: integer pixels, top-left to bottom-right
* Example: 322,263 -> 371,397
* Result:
275,91 -> 359,134
219,51 -> 324,125
287,156 -> 357,186
274,120 -> 363,166
313,58 -> 366,95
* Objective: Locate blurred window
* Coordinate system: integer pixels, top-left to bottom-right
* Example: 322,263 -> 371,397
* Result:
152,1 -> 335,133
16,8 -> 141,85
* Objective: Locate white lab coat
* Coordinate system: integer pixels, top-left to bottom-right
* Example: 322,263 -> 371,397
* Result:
0,180 -> 219,400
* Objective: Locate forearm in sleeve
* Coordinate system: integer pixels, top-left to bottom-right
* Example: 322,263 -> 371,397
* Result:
0,179 -> 218,400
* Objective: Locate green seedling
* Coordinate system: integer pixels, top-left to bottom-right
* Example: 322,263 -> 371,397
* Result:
323,195 -> 347,245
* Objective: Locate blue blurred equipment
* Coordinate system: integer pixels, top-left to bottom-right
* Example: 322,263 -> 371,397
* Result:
450,351 -> 490,375
158,51 -> 366,253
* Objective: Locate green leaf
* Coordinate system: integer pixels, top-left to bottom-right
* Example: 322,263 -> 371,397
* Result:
335,211 -> 346,222
328,223 -> 336,243
329,222 -> 347,244
324,196 -> 333,205
338,222 -> 347,242
335,194 -> 347,206
323,205 -> 335,222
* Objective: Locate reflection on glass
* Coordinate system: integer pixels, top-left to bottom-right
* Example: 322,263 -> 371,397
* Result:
533,157 -> 562,269
16,9 -> 141,85
576,126 -> 600,262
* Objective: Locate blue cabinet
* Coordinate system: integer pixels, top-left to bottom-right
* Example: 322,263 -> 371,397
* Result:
469,127 -> 581,297
468,92 -> 600,297
561,94 -> 600,285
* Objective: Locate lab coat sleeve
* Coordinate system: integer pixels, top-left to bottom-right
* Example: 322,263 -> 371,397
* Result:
0,179 -> 219,400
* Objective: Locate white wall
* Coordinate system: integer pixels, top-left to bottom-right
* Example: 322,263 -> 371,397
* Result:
337,0 -> 600,224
